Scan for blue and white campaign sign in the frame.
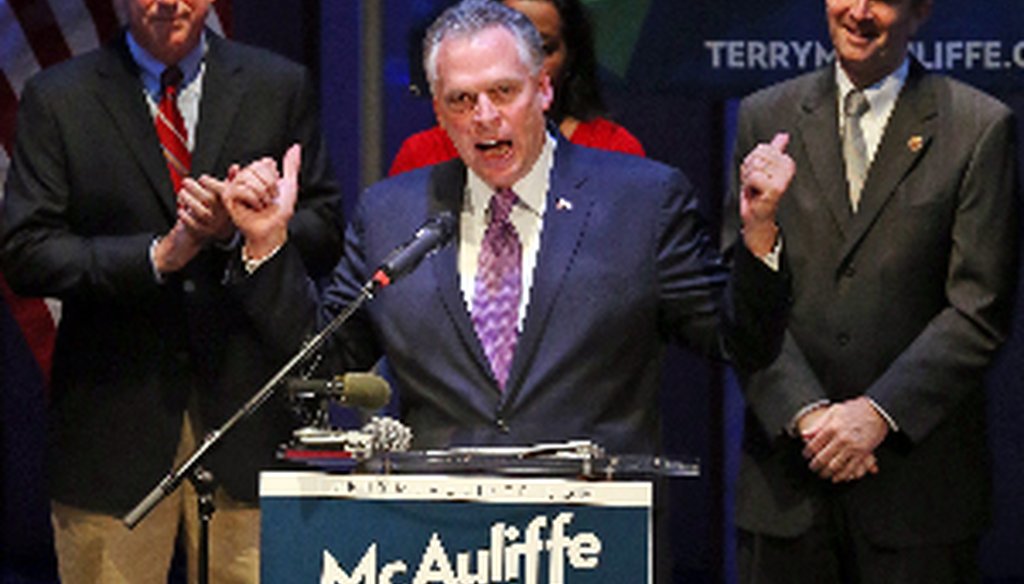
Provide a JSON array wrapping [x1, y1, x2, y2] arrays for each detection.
[[260, 472, 652, 584]]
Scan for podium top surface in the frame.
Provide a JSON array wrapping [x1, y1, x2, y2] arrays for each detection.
[[260, 471, 653, 506], [281, 443, 701, 480]]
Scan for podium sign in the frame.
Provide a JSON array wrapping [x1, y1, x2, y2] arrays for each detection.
[[260, 471, 652, 583]]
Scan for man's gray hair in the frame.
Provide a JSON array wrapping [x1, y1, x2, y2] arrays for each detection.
[[423, 0, 545, 94]]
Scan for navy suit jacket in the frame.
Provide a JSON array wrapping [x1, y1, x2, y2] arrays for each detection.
[[242, 139, 787, 455], [1, 31, 344, 510]]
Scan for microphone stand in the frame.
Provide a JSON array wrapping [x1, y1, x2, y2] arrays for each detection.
[[123, 277, 382, 584]]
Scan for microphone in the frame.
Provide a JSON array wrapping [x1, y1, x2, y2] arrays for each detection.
[[284, 372, 391, 410], [371, 212, 456, 288]]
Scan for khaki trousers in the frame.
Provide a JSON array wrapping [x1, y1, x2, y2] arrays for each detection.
[[51, 413, 261, 583]]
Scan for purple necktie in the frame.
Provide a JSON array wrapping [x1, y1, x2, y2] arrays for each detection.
[[472, 188, 522, 390]]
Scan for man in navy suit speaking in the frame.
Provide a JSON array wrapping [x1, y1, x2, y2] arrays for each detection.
[[224, 0, 789, 459]]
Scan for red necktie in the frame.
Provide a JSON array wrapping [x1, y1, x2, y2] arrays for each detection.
[[471, 188, 522, 390], [155, 66, 191, 194]]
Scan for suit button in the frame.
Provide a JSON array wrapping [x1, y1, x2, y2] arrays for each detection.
[[837, 333, 850, 346], [182, 279, 196, 293], [844, 266, 856, 278], [496, 418, 510, 433]]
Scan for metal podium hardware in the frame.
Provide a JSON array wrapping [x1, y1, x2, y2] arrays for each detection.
[[357, 441, 699, 480], [287, 415, 413, 457]]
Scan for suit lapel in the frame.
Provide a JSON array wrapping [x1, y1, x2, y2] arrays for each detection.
[[426, 161, 499, 389], [191, 33, 245, 177], [504, 141, 593, 397], [93, 36, 177, 219], [796, 69, 851, 238], [838, 63, 936, 266], [426, 144, 594, 398]]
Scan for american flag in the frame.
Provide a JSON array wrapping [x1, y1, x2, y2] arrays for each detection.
[[0, 0, 232, 384]]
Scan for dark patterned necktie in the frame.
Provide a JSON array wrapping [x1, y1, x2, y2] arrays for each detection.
[[843, 89, 870, 212], [472, 188, 522, 390], [155, 66, 190, 193]]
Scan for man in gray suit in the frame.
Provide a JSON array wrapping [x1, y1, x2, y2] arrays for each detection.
[[0, 0, 343, 581], [724, 0, 1018, 582]]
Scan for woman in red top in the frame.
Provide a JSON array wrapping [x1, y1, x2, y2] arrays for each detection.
[[389, 0, 645, 176]]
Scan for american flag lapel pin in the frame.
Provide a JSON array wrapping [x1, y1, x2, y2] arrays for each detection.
[[907, 135, 924, 153], [555, 197, 573, 211]]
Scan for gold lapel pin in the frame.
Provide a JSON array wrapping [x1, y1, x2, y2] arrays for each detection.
[[907, 135, 924, 153], [555, 197, 573, 211]]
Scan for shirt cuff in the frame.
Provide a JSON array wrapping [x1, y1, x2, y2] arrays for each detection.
[[241, 240, 285, 275], [866, 397, 900, 432], [787, 399, 829, 437], [758, 234, 783, 272], [149, 236, 167, 284]]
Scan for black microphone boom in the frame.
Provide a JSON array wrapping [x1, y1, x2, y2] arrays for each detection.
[[371, 212, 456, 288], [125, 214, 444, 531]]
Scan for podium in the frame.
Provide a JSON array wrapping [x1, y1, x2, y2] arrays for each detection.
[[261, 471, 655, 583]]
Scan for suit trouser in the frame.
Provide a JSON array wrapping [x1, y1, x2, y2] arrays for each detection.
[[51, 412, 260, 584], [736, 494, 980, 584]]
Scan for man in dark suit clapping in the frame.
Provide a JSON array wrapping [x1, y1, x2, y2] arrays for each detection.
[[0, 0, 344, 581]]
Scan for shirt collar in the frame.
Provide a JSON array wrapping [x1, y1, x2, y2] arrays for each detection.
[[466, 131, 557, 218], [127, 30, 207, 98], [835, 57, 909, 118]]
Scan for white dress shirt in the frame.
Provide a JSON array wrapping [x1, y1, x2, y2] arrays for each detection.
[[127, 31, 206, 151], [835, 58, 909, 169], [458, 133, 557, 329]]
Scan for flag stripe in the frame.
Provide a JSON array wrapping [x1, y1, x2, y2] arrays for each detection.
[[82, 0, 121, 45], [8, 0, 73, 69], [212, 2, 232, 38], [51, 0, 101, 57], [1, 275, 55, 386], [1, 0, 43, 96]]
